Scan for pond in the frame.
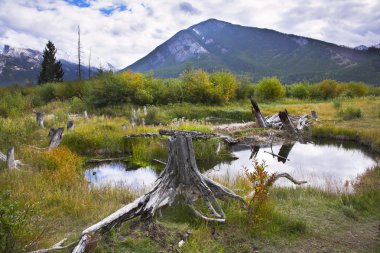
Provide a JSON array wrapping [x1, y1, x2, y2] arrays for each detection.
[[85, 140, 379, 192], [205, 140, 378, 191]]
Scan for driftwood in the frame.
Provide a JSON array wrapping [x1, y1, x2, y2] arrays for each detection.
[[29, 238, 78, 253], [48, 128, 64, 150], [69, 134, 245, 252], [250, 99, 268, 128], [67, 121, 74, 130], [124, 133, 158, 139], [279, 110, 297, 134], [36, 112, 44, 128]]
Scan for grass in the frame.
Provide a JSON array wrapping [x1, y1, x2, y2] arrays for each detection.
[[0, 96, 379, 252]]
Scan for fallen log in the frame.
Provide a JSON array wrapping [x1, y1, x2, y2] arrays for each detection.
[[123, 133, 158, 138], [70, 134, 245, 252], [48, 127, 64, 150], [278, 110, 298, 134], [29, 238, 78, 253], [250, 99, 268, 128], [159, 129, 216, 139]]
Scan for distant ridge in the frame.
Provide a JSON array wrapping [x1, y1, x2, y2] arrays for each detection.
[[124, 18, 380, 84]]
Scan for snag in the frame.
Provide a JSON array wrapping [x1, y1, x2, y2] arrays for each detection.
[[250, 99, 268, 128]]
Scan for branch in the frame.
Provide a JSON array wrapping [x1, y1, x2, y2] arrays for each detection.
[[189, 204, 225, 222], [274, 173, 307, 185], [28, 238, 78, 253]]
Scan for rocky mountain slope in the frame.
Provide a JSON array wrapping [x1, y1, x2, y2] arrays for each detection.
[[124, 19, 380, 84]]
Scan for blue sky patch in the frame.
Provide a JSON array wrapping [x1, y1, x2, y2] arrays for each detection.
[[63, 0, 91, 8], [100, 4, 128, 16]]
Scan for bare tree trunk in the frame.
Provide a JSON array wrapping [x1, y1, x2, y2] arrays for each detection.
[[36, 112, 44, 128], [250, 99, 268, 128], [278, 110, 297, 133], [48, 128, 64, 150], [70, 134, 245, 252]]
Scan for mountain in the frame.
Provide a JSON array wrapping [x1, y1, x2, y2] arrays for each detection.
[[0, 44, 114, 86], [124, 19, 380, 84]]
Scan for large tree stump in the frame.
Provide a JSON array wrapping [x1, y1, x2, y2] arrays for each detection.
[[250, 99, 268, 128], [48, 128, 64, 150], [71, 134, 245, 253], [36, 112, 44, 128]]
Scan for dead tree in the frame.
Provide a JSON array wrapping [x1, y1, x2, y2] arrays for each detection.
[[48, 128, 64, 150], [70, 134, 245, 252], [67, 121, 74, 130], [250, 99, 268, 128], [278, 110, 297, 134], [36, 112, 44, 128]]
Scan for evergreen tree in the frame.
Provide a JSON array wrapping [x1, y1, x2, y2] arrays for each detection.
[[38, 41, 64, 84]]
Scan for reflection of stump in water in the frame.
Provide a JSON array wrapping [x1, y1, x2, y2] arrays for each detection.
[[277, 142, 295, 163], [250, 145, 261, 159]]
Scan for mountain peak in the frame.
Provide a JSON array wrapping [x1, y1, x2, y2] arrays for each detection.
[[124, 19, 380, 84]]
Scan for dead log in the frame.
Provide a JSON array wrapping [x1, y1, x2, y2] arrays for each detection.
[[296, 115, 308, 130], [250, 99, 268, 128], [70, 134, 245, 252], [123, 133, 158, 138], [29, 238, 78, 253], [219, 135, 239, 144], [67, 120, 75, 130], [48, 127, 64, 150], [278, 110, 297, 134], [36, 112, 44, 128], [159, 129, 216, 139]]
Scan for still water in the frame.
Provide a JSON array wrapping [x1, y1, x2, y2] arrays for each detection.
[[85, 141, 378, 191]]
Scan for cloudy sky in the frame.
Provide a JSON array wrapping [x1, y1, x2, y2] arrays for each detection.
[[0, 0, 379, 69]]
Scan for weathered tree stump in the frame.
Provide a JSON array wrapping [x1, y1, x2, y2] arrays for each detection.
[[84, 111, 88, 120], [48, 127, 64, 150], [36, 112, 44, 128], [278, 110, 297, 134], [130, 118, 135, 129], [71, 134, 245, 252], [311, 110, 318, 119], [250, 99, 268, 128], [6, 147, 16, 169], [122, 124, 127, 130], [67, 121, 74, 130]]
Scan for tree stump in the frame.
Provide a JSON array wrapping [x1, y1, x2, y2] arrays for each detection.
[[67, 121, 74, 130], [71, 134, 245, 253], [6, 147, 16, 169], [36, 112, 44, 128], [48, 127, 64, 150], [278, 110, 297, 133], [311, 110, 318, 119], [250, 99, 268, 128]]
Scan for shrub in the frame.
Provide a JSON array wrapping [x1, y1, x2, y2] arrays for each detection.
[[0, 92, 30, 118], [289, 83, 310, 99], [209, 71, 238, 102], [340, 106, 362, 120], [332, 98, 342, 109], [255, 77, 285, 101]]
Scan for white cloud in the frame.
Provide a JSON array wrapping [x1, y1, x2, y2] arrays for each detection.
[[0, 0, 379, 69]]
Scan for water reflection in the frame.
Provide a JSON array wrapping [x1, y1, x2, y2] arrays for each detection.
[[205, 141, 377, 191], [85, 162, 158, 191]]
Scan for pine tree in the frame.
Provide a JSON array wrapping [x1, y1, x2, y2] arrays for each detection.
[[38, 41, 64, 84]]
